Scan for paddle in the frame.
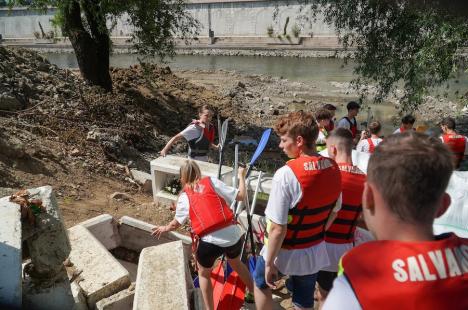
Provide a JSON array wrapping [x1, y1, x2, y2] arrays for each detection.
[[218, 128, 272, 310], [217, 117, 229, 180]]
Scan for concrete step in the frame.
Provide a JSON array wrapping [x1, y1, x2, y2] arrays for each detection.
[[133, 241, 193, 310], [68, 225, 131, 308], [0, 195, 22, 308]]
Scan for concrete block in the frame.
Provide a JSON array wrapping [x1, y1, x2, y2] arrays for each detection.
[[130, 169, 152, 193], [23, 268, 75, 310], [80, 214, 121, 250], [118, 216, 192, 258], [68, 225, 131, 308], [133, 242, 192, 310], [0, 196, 22, 309], [150, 155, 233, 203], [22, 186, 71, 277], [96, 286, 134, 310], [71, 282, 88, 310]]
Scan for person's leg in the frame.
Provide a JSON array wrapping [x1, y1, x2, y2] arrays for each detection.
[[289, 273, 318, 310], [226, 256, 254, 292], [316, 271, 337, 307], [196, 240, 224, 310], [252, 256, 273, 310], [198, 263, 214, 310], [224, 236, 254, 293]]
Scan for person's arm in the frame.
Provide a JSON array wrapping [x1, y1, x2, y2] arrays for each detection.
[[325, 193, 342, 230], [265, 221, 287, 288], [235, 167, 247, 202], [151, 218, 181, 238], [160, 133, 183, 156]]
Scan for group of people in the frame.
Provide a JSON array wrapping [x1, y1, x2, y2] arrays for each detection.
[[155, 103, 467, 310]]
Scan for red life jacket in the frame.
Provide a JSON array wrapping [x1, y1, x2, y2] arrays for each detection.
[[366, 138, 375, 153], [342, 117, 357, 138], [325, 163, 365, 244], [282, 155, 341, 250], [184, 177, 234, 237], [442, 133, 466, 168], [341, 234, 468, 310]]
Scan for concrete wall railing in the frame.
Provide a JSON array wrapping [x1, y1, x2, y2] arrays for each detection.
[[0, 1, 336, 40]]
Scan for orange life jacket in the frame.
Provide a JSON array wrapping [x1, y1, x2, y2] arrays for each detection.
[[184, 177, 234, 237], [325, 163, 365, 244], [341, 234, 468, 310], [366, 138, 375, 153], [282, 155, 341, 250], [442, 133, 466, 168]]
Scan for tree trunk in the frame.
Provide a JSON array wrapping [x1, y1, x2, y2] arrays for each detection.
[[61, 1, 112, 91]]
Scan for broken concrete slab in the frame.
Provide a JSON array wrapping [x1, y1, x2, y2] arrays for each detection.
[[80, 214, 121, 250], [71, 281, 88, 310], [118, 216, 191, 258], [96, 285, 134, 310], [22, 268, 75, 310], [130, 169, 152, 193], [22, 186, 71, 277], [133, 241, 192, 310], [0, 196, 22, 309], [68, 225, 131, 308]]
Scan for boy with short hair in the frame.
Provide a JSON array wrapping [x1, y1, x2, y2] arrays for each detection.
[[317, 128, 366, 305], [315, 108, 333, 152], [323, 104, 337, 132], [253, 111, 342, 310], [337, 101, 360, 139], [393, 114, 415, 134], [323, 132, 468, 310], [440, 117, 468, 169], [357, 121, 383, 153]]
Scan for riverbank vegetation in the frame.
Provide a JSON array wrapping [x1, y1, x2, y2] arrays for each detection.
[[294, 0, 468, 111], [11, 0, 199, 91]]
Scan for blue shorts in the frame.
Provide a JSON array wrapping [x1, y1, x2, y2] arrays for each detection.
[[253, 256, 317, 309]]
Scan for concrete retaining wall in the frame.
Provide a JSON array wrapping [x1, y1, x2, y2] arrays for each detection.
[[0, 1, 335, 41]]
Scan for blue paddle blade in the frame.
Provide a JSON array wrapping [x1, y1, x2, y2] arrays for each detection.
[[248, 256, 257, 275], [225, 262, 233, 279], [194, 276, 199, 288], [245, 128, 272, 178]]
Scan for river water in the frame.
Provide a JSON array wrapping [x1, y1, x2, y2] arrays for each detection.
[[43, 52, 467, 135]]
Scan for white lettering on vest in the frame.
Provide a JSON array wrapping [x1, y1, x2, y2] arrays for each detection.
[[445, 248, 462, 277], [428, 250, 447, 279], [454, 245, 468, 273], [407, 256, 424, 281], [392, 246, 467, 282], [418, 254, 436, 281], [303, 159, 333, 171], [392, 259, 408, 282]]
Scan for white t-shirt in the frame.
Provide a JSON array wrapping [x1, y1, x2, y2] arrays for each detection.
[[180, 124, 209, 161], [316, 129, 327, 146], [439, 135, 468, 155], [337, 117, 357, 130], [323, 275, 362, 310], [175, 177, 243, 247], [261, 165, 342, 276], [356, 137, 383, 153], [322, 242, 353, 272]]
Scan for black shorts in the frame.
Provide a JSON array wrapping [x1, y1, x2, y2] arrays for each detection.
[[196, 236, 244, 268], [317, 271, 338, 292]]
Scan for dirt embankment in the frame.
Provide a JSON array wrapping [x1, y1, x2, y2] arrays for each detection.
[[0, 47, 264, 227], [1, 46, 467, 226]]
